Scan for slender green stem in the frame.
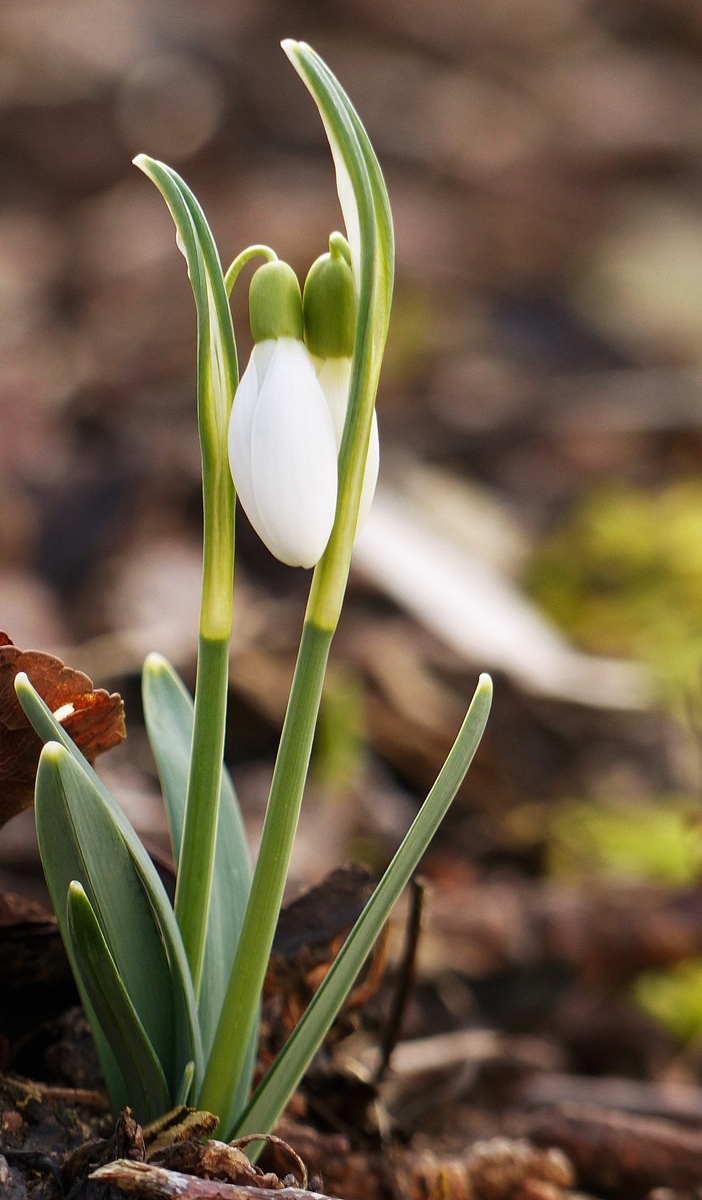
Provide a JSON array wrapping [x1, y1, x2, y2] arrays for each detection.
[[225, 245, 277, 297], [174, 636, 231, 994], [198, 621, 332, 1125]]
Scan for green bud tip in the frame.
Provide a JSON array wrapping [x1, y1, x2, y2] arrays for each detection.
[[249, 260, 303, 343], [303, 233, 356, 359], [329, 231, 352, 269]]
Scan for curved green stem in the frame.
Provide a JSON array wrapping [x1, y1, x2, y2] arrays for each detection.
[[225, 245, 277, 297]]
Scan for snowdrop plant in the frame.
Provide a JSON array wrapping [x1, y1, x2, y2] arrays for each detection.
[[14, 42, 492, 1139]]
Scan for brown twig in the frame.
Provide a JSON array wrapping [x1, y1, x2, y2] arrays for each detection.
[[375, 875, 425, 1083], [91, 1158, 344, 1198]]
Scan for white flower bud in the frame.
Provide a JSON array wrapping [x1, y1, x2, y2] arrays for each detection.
[[228, 337, 338, 568], [314, 355, 379, 534]]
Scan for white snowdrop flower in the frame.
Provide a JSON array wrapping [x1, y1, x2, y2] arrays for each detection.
[[303, 234, 379, 536], [228, 261, 338, 568]]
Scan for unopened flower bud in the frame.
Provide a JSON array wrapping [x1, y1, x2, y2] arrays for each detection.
[[302, 234, 355, 359], [304, 233, 379, 534], [228, 261, 338, 569], [249, 260, 304, 343]]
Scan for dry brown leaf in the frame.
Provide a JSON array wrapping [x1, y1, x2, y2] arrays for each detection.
[[396, 1140, 575, 1200], [0, 631, 126, 828]]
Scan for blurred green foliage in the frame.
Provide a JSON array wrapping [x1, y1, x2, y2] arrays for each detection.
[[634, 958, 702, 1044], [313, 665, 366, 793], [548, 798, 702, 886], [526, 479, 702, 713]]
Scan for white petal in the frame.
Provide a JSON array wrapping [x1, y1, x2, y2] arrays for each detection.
[[228, 345, 268, 539], [251, 338, 338, 568], [357, 408, 379, 533], [251, 338, 276, 385], [316, 356, 379, 536], [316, 357, 351, 448]]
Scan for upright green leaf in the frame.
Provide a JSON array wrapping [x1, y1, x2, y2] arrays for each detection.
[[283, 38, 394, 633], [67, 880, 169, 1124], [133, 157, 237, 644], [142, 652, 251, 1057], [133, 156, 238, 998], [15, 673, 202, 1095], [35, 742, 176, 1095], [233, 675, 492, 1138]]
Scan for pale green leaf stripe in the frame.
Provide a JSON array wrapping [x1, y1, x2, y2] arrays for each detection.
[[234, 674, 492, 1138], [142, 653, 252, 1058], [67, 878, 170, 1124], [14, 673, 203, 1091]]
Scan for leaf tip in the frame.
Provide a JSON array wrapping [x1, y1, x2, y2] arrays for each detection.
[[143, 651, 170, 675], [133, 154, 158, 182], [40, 739, 68, 767], [477, 672, 493, 695], [68, 879, 86, 902], [13, 670, 31, 697]]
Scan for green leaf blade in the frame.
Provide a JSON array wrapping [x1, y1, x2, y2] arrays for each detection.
[[142, 653, 252, 1057], [15, 674, 203, 1096], [282, 40, 395, 633], [67, 880, 170, 1124], [133, 156, 237, 644], [35, 742, 176, 1084], [133, 157, 238, 999], [233, 674, 492, 1139]]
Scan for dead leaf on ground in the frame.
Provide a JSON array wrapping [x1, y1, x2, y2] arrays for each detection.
[[0, 632, 126, 828], [263, 864, 385, 1053]]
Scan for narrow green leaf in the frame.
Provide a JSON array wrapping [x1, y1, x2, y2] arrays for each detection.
[[133, 156, 237, 643], [283, 39, 394, 633], [15, 673, 202, 1094], [67, 879, 170, 1124], [35, 742, 176, 1090], [176, 1061, 195, 1106], [142, 652, 252, 1057], [233, 674, 492, 1138], [133, 156, 237, 998]]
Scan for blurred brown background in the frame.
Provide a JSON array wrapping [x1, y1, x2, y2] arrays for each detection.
[[11, 0, 702, 1125], [3, 0, 702, 904]]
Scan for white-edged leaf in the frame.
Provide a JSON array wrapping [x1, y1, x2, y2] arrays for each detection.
[[134, 156, 236, 643], [281, 40, 394, 608]]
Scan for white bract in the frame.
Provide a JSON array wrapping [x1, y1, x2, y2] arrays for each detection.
[[228, 336, 338, 569], [314, 355, 379, 534]]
